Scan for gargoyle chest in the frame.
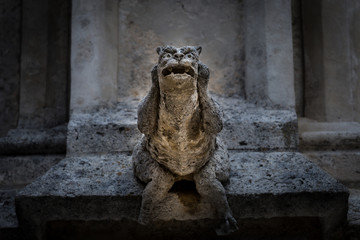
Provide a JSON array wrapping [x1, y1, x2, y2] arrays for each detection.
[[147, 91, 214, 176]]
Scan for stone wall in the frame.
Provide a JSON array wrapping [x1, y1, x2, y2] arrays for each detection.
[[0, 0, 71, 191], [244, 0, 295, 109], [0, 0, 71, 134], [302, 0, 360, 122], [19, 0, 71, 128], [118, 0, 245, 100], [71, 0, 296, 112], [0, 0, 21, 136], [71, 1, 119, 113]]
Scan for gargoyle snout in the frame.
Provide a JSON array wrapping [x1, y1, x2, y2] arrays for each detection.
[[174, 52, 184, 60]]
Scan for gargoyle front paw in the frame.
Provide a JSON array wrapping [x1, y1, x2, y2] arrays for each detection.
[[215, 215, 238, 236]]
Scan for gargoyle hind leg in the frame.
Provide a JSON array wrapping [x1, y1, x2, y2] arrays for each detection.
[[194, 157, 238, 235], [138, 163, 175, 225]]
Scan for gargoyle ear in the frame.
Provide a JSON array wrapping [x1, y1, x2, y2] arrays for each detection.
[[195, 46, 202, 55], [156, 46, 163, 55]]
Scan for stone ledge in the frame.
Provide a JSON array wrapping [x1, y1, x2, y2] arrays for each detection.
[[0, 190, 18, 229], [67, 97, 298, 155], [298, 118, 360, 151], [16, 151, 348, 239], [348, 189, 360, 238], [0, 189, 22, 240], [0, 155, 65, 187], [302, 151, 360, 189], [0, 126, 67, 155]]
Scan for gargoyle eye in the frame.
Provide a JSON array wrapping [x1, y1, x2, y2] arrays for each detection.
[[164, 53, 172, 58], [187, 54, 192, 58]]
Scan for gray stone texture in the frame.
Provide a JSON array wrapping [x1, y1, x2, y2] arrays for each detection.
[[302, 0, 360, 122], [67, 96, 298, 155], [131, 46, 236, 234], [299, 119, 360, 151], [0, 190, 18, 229], [299, 118, 360, 191], [0, 0, 356, 238], [118, 0, 245, 100], [302, 152, 360, 189], [348, 189, 360, 238], [70, 0, 298, 112], [0, 126, 67, 155], [0, 189, 24, 240], [291, 0, 304, 117], [0, 155, 64, 188], [71, 0, 118, 113], [0, 0, 21, 137], [19, 0, 70, 128], [244, 0, 295, 109], [16, 152, 348, 239]]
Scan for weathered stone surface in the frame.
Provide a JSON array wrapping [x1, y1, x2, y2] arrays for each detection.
[[0, 0, 21, 137], [67, 100, 139, 155], [349, 189, 360, 225], [67, 97, 298, 155], [71, 0, 118, 113], [298, 118, 360, 151], [0, 190, 17, 229], [19, 0, 70, 128], [302, 151, 360, 189], [117, 0, 244, 100], [244, 0, 295, 109], [44, 217, 324, 240], [0, 190, 23, 240], [16, 152, 348, 239], [291, 0, 304, 117], [302, 0, 360, 122], [0, 126, 67, 155], [348, 189, 360, 238], [132, 46, 236, 234], [0, 155, 64, 188]]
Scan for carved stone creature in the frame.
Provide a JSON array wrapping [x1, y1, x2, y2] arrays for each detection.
[[132, 46, 238, 235]]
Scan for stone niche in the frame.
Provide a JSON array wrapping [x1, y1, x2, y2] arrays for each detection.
[[71, 0, 295, 113], [117, 0, 245, 99]]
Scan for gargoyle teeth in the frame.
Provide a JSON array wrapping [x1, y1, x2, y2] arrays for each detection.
[[162, 65, 195, 77]]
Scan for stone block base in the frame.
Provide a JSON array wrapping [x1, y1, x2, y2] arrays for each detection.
[[16, 151, 348, 239], [67, 97, 298, 155]]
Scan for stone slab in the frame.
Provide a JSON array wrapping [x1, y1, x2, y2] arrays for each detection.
[[117, 0, 245, 100], [303, 151, 360, 189], [298, 118, 360, 151], [348, 189, 360, 238], [0, 155, 64, 187], [0, 126, 67, 155], [0, 0, 21, 137], [0, 190, 17, 229], [16, 151, 348, 239], [67, 97, 298, 155], [0, 190, 24, 240]]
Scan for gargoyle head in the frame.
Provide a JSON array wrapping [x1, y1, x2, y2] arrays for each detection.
[[156, 46, 202, 92]]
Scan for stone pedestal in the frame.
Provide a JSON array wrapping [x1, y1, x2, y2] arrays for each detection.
[[15, 99, 349, 239], [67, 97, 298, 155], [16, 152, 348, 239]]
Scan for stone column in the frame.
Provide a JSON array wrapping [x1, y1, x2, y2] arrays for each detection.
[[0, 0, 21, 136], [19, 0, 48, 128], [71, 0, 118, 113], [19, 0, 71, 128], [244, 0, 295, 109], [303, 0, 360, 122]]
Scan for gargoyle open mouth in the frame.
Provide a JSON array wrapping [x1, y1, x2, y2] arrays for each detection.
[[162, 65, 195, 78]]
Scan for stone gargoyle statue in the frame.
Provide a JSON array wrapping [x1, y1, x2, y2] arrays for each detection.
[[132, 45, 238, 235]]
